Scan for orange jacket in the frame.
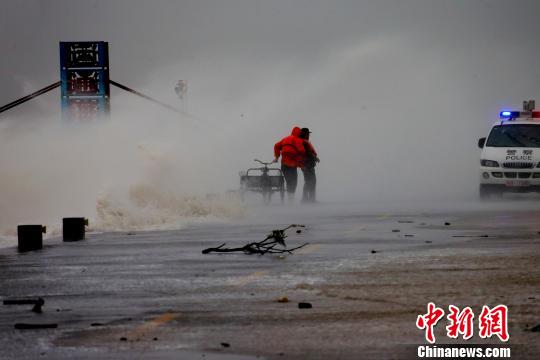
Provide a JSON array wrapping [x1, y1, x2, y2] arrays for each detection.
[[274, 127, 306, 168]]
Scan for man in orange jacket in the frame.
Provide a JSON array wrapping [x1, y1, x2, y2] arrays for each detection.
[[274, 126, 306, 201]]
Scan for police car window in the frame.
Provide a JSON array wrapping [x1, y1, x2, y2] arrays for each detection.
[[486, 125, 540, 148]]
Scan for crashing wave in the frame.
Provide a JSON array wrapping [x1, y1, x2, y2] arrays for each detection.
[[95, 184, 246, 231]]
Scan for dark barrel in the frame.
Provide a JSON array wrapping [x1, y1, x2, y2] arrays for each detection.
[[17, 225, 46, 252], [62, 218, 88, 242]]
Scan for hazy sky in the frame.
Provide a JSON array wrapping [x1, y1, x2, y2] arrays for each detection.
[[2, 0, 540, 103], [2, 1, 540, 230]]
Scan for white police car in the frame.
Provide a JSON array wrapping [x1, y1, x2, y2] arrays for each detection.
[[478, 104, 540, 199]]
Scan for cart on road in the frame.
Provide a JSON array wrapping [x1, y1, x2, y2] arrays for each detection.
[[240, 159, 285, 204]]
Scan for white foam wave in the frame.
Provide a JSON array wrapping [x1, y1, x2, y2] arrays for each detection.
[[94, 184, 245, 231]]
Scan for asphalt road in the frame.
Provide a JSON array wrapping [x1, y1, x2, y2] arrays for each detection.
[[0, 202, 539, 359]]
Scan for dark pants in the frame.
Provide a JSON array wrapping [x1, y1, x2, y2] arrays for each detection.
[[301, 167, 316, 203], [281, 164, 298, 194]]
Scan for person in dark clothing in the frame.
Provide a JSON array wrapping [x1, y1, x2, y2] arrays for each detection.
[[274, 127, 306, 202], [299, 128, 319, 203]]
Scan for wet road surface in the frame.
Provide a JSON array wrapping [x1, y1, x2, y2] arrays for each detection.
[[0, 203, 539, 359]]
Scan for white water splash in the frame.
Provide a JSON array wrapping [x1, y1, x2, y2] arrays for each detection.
[[95, 184, 245, 231]]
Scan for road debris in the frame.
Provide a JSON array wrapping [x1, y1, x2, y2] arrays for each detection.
[[452, 235, 490, 238], [221, 342, 231, 348], [14, 323, 57, 329], [3, 297, 44, 313], [298, 302, 312, 309], [392, 229, 400, 233], [530, 324, 540, 332], [277, 296, 289, 303], [202, 225, 308, 255]]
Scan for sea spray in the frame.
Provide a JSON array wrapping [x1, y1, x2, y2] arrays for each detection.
[[95, 184, 245, 231]]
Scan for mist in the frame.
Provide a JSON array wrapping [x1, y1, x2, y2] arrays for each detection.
[[3, 0, 540, 239]]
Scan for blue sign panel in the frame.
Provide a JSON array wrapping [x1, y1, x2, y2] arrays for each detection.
[[60, 42, 109, 119]]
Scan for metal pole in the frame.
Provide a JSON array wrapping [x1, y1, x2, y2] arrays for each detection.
[[0, 82, 61, 115], [110, 80, 182, 114]]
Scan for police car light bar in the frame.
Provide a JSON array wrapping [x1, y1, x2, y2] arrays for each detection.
[[499, 111, 540, 119]]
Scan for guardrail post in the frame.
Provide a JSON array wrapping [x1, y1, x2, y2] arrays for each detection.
[[62, 218, 88, 242], [17, 225, 46, 252]]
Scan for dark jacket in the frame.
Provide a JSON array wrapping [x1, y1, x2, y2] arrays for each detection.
[[302, 140, 318, 169]]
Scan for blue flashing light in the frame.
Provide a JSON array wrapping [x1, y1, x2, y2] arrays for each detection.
[[499, 111, 520, 119]]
